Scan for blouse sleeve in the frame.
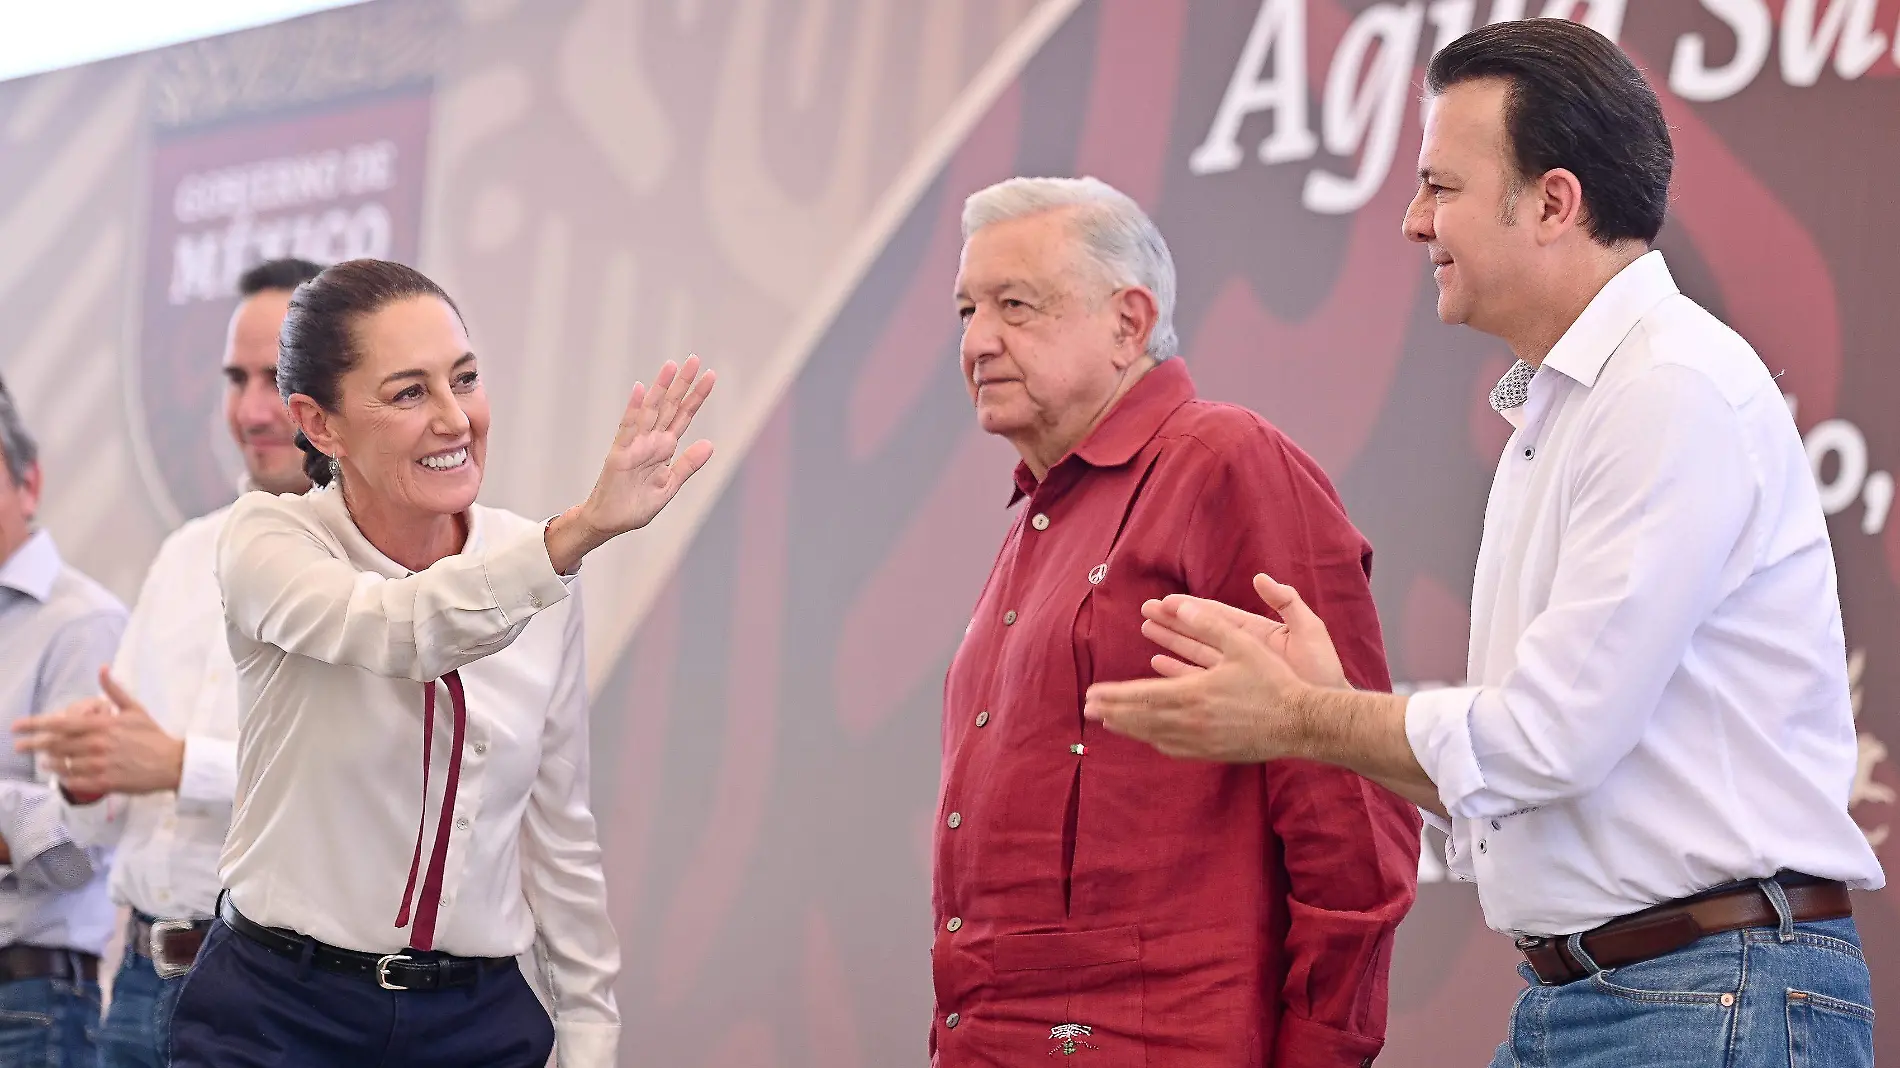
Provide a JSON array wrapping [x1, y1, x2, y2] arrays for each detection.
[[518, 581, 621, 1066], [216, 493, 572, 682]]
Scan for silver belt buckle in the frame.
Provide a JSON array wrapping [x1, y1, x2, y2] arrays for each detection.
[[149, 919, 199, 979], [375, 953, 413, 991]]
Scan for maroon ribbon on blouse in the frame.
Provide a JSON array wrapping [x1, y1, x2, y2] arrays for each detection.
[[394, 669, 466, 952]]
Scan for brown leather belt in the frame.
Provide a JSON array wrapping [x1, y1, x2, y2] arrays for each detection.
[[129, 912, 212, 979], [1516, 874, 1853, 985], [0, 945, 99, 985]]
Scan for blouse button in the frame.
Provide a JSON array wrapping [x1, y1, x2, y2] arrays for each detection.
[[1478, 840, 1488, 854], [975, 711, 989, 728], [1523, 446, 1535, 460], [947, 812, 962, 829], [1003, 610, 1017, 625], [1491, 820, 1501, 830], [456, 816, 471, 830], [945, 1013, 960, 1029], [1031, 513, 1050, 531], [473, 741, 488, 755], [946, 916, 962, 933]]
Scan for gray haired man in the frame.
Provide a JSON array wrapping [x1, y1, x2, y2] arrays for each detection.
[[0, 377, 125, 1067], [933, 177, 1415, 1067]]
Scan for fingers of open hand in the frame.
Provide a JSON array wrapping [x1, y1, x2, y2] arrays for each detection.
[[654, 355, 702, 430], [1147, 594, 1273, 638], [644, 361, 682, 432], [665, 369, 717, 439], [1151, 654, 1199, 678], [613, 383, 651, 449], [60, 758, 112, 794], [13, 705, 109, 753], [1140, 617, 1220, 669], [98, 670, 142, 713], [1253, 574, 1327, 635], [35, 727, 111, 764], [667, 439, 715, 488]]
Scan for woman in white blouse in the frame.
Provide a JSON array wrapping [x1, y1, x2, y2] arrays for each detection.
[[167, 259, 714, 1068]]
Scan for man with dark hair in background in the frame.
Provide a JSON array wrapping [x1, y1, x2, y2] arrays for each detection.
[[1086, 19, 1883, 1068], [15, 258, 321, 1068], [0, 374, 126, 1068]]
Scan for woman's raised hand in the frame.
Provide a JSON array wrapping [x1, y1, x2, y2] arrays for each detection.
[[546, 356, 716, 573]]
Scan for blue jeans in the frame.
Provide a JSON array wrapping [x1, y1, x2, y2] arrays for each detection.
[[1491, 885, 1874, 1068], [98, 949, 185, 1068], [0, 975, 102, 1068]]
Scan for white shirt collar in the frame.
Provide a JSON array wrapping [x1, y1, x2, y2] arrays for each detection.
[[1540, 249, 1680, 391], [0, 528, 60, 602]]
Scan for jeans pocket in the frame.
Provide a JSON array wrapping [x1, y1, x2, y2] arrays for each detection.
[[1786, 989, 1874, 1068]]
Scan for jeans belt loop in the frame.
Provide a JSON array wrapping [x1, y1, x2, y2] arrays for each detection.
[[1758, 878, 1798, 943], [1564, 930, 1604, 976]]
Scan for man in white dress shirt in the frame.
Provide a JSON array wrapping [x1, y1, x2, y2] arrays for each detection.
[[14, 258, 319, 1068], [1083, 19, 1883, 1068], [0, 377, 127, 1068]]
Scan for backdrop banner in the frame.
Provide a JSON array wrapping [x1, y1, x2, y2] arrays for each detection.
[[0, 1, 1891, 1065], [133, 86, 433, 523]]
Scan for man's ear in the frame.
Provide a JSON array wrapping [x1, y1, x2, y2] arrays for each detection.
[[1532, 167, 1588, 246], [1110, 286, 1161, 368], [17, 460, 42, 522]]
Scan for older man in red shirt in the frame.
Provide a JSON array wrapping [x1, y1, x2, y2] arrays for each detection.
[[934, 176, 1419, 1068]]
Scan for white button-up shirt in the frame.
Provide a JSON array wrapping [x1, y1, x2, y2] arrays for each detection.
[[61, 507, 239, 921], [217, 485, 617, 1065], [1406, 251, 1885, 937]]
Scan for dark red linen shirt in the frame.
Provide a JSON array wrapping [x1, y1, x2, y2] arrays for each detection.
[[931, 360, 1420, 1067]]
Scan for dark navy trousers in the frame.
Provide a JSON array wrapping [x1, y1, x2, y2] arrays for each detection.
[[167, 922, 554, 1067]]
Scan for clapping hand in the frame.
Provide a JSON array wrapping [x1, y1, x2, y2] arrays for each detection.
[[1140, 575, 1349, 690], [1082, 575, 1344, 763], [13, 667, 185, 800]]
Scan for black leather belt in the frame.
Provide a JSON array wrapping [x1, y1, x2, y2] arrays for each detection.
[[217, 893, 515, 992], [0, 945, 98, 984]]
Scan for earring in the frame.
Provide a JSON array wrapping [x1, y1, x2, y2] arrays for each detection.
[[328, 457, 342, 481]]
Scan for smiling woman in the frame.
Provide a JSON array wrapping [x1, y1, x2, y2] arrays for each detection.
[[275, 261, 493, 570], [165, 258, 716, 1068]]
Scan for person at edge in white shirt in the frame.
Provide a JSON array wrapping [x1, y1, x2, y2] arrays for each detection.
[[1081, 19, 1882, 1068], [162, 258, 717, 1068], [14, 256, 322, 1068]]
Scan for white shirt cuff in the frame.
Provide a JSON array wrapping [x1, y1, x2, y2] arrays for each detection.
[[179, 736, 238, 804], [486, 527, 575, 625], [554, 1020, 619, 1068], [1404, 687, 1488, 819]]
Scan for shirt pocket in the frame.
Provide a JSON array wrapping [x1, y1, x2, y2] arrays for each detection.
[[989, 926, 1145, 1067]]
